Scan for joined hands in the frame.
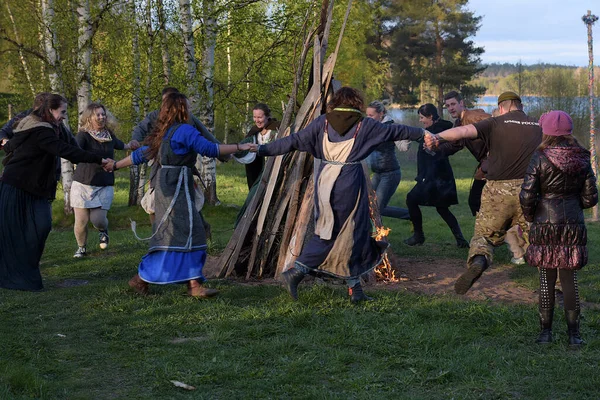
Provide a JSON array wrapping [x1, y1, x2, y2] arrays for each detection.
[[423, 131, 439, 151], [102, 158, 117, 172]]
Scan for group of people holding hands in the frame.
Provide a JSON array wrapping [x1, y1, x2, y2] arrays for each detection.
[[0, 86, 596, 348]]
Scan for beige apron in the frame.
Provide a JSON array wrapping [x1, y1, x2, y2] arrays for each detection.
[[314, 121, 363, 240]]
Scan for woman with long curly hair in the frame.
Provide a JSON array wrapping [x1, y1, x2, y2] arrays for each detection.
[[71, 103, 140, 258], [111, 93, 253, 298]]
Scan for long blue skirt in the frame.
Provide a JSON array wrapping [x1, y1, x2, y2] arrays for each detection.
[[138, 249, 207, 284], [0, 182, 52, 291]]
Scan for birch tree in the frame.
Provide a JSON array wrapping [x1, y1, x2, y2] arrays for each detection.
[[40, 0, 63, 93], [178, 0, 200, 107], [129, 0, 142, 205], [5, 3, 36, 97], [157, 0, 171, 85], [144, 0, 154, 114], [199, 0, 219, 205]]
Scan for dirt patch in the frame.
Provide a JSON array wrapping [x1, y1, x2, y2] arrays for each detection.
[[378, 255, 538, 304]]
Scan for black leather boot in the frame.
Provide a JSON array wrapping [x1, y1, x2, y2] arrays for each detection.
[[535, 308, 553, 344], [454, 255, 488, 295], [451, 227, 469, 248], [565, 309, 585, 349], [349, 283, 373, 303], [281, 267, 305, 300], [403, 231, 425, 246]]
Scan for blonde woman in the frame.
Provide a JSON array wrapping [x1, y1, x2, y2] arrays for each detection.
[[71, 103, 140, 257]]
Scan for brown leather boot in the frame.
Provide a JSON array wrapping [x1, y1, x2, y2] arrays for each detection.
[[187, 280, 219, 298], [128, 274, 149, 295]]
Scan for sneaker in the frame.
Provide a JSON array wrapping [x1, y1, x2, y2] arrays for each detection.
[[99, 231, 109, 250], [73, 246, 87, 258], [511, 257, 525, 265]]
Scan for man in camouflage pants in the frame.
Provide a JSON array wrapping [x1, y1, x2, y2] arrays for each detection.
[[425, 92, 542, 294]]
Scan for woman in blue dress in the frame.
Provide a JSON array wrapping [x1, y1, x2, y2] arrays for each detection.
[[249, 87, 425, 302], [111, 93, 253, 297]]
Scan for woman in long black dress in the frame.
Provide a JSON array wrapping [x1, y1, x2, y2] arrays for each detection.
[[0, 94, 110, 291], [403, 103, 469, 248]]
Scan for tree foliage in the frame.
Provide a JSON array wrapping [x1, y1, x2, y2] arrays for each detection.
[[0, 0, 489, 135], [384, 0, 485, 111]]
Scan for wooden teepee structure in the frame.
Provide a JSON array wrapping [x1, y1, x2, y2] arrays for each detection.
[[217, 0, 372, 280]]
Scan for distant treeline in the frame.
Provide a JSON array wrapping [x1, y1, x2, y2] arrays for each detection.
[[469, 62, 600, 145], [473, 62, 599, 96]]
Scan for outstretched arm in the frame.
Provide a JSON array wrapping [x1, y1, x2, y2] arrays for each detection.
[[438, 124, 478, 141], [425, 125, 478, 149]]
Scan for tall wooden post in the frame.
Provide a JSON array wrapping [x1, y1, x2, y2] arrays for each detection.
[[583, 10, 599, 221]]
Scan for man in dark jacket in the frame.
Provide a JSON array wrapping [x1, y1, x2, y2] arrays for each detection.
[[132, 87, 222, 148], [426, 91, 542, 294]]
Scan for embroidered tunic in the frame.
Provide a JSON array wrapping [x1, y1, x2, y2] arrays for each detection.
[[258, 114, 423, 279]]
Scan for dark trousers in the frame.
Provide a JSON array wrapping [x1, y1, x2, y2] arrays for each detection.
[[406, 192, 461, 236]]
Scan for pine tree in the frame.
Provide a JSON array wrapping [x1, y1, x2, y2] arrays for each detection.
[[386, 0, 485, 111]]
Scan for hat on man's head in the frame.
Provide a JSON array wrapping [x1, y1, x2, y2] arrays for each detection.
[[497, 91, 522, 104], [539, 110, 573, 136]]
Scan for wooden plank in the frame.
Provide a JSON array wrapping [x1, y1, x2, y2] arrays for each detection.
[[275, 153, 311, 277], [281, 179, 314, 272]]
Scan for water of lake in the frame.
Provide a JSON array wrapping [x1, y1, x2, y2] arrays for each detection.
[[387, 96, 500, 126], [387, 95, 596, 126]]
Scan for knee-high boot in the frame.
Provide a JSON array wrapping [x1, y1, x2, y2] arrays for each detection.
[[565, 309, 585, 349], [536, 308, 553, 344]]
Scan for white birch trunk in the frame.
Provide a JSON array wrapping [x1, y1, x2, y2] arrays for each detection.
[[6, 3, 36, 97], [41, 0, 62, 92], [143, 0, 154, 114], [199, 0, 218, 205], [41, 0, 72, 213], [77, 0, 92, 117], [68, 0, 92, 215], [244, 80, 250, 132], [129, 0, 142, 205], [157, 0, 171, 85], [178, 0, 200, 107], [224, 11, 231, 144]]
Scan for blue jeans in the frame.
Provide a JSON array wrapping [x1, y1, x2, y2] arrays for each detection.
[[371, 169, 410, 220]]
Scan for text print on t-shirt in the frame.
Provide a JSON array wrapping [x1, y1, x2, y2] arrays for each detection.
[[504, 120, 539, 126]]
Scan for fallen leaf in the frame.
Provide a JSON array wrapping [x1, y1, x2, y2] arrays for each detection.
[[170, 381, 196, 391]]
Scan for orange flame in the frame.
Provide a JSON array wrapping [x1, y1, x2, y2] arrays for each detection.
[[369, 192, 398, 282]]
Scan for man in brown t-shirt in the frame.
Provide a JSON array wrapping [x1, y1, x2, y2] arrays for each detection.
[[425, 91, 542, 294]]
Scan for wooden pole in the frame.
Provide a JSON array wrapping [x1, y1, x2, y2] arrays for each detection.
[[583, 10, 599, 221]]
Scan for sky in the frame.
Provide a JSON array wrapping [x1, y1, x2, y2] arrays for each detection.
[[467, 0, 599, 66]]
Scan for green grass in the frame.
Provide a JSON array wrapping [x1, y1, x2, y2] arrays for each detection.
[[2, 151, 600, 399]]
